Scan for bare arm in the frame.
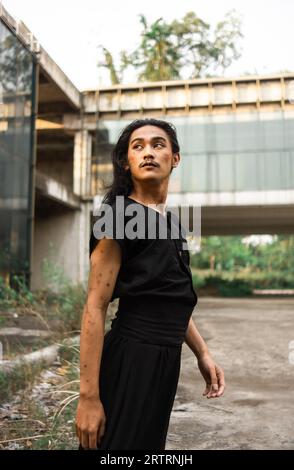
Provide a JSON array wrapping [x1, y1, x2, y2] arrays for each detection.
[[184, 316, 226, 399], [184, 316, 210, 359], [75, 237, 122, 449]]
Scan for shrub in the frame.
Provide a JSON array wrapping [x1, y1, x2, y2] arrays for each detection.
[[192, 268, 294, 296]]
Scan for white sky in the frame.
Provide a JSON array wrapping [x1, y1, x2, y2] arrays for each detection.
[[2, 0, 294, 90]]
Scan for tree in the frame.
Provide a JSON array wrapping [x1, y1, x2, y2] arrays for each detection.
[[172, 10, 243, 78], [98, 9, 243, 84], [97, 46, 129, 85], [128, 15, 181, 82]]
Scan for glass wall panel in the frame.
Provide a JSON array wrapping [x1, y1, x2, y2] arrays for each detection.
[[93, 111, 294, 195], [0, 19, 36, 284]]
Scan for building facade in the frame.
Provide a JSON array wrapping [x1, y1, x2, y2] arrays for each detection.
[[0, 12, 37, 287], [0, 6, 91, 291]]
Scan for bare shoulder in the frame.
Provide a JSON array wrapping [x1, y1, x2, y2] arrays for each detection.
[[90, 236, 122, 265]]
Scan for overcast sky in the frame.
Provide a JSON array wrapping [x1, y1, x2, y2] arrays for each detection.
[[2, 0, 294, 90]]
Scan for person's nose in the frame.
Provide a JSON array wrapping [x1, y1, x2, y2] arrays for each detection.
[[143, 144, 155, 159]]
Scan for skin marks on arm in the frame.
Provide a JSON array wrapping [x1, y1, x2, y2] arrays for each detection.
[[76, 237, 123, 448]]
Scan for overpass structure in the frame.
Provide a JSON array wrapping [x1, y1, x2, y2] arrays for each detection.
[[74, 75, 294, 235]]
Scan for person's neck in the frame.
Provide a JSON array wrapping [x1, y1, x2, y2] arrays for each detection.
[[128, 191, 167, 216]]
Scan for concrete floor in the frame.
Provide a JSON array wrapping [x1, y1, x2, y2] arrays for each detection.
[[166, 297, 294, 450]]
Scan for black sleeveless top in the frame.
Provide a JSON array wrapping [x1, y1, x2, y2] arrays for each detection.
[[89, 195, 197, 346]]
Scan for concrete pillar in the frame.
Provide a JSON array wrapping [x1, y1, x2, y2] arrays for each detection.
[[31, 200, 92, 290], [73, 130, 92, 196], [77, 201, 92, 283]]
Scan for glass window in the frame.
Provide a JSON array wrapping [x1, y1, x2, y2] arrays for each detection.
[[0, 19, 36, 283], [94, 112, 294, 194]]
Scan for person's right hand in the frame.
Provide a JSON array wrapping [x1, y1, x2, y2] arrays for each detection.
[[75, 397, 106, 449]]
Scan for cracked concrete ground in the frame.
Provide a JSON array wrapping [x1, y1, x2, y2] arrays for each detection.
[[166, 297, 294, 450]]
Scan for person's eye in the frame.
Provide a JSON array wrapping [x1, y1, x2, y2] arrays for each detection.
[[133, 144, 143, 149], [154, 143, 164, 148]]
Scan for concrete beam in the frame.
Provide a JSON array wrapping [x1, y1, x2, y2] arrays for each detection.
[[38, 52, 81, 111], [0, 4, 81, 111], [38, 100, 78, 116], [201, 205, 294, 235], [167, 191, 294, 235], [167, 190, 294, 208], [82, 73, 294, 116], [35, 170, 80, 210]]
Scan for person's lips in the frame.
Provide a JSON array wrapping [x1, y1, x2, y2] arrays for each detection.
[[141, 162, 158, 168]]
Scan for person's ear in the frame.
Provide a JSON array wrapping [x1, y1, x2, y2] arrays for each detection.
[[172, 153, 180, 168]]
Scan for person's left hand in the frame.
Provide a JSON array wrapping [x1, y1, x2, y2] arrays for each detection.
[[197, 353, 225, 398]]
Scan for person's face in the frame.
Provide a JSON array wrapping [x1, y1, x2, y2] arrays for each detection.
[[125, 125, 180, 183]]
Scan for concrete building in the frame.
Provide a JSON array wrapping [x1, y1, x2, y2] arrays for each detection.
[[0, 5, 90, 290], [1, 4, 294, 290]]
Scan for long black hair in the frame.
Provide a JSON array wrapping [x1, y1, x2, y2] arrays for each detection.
[[101, 118, 180, 206]]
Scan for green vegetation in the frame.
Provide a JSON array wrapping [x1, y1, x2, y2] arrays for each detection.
[[99, 10, 243, 83], [0, 257, 86, 407], [191, 235, 294, 296], [0, 342, 80, 450], [0, 275, 35, 310], [0, 256, 87, 334]]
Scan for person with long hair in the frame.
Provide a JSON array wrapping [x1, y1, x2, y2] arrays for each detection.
[[75, 118, 225, 450]]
